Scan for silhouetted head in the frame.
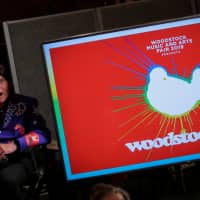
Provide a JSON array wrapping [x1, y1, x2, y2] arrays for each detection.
[[90, 183, 131, 200]]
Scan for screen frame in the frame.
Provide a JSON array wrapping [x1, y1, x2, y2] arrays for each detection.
[[42, 14, 200, 180]]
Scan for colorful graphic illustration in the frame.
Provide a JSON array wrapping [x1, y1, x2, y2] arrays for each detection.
[[42, 16, 200, 180], [110, 38, 200, 133], [110, 38, 200, 160]]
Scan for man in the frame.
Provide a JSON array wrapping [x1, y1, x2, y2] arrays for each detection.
[[0, 64, 50, 200], [89, 183, 131, 200]]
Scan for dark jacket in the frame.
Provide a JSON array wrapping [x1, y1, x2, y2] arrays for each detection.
[[0, 94, 50, 152]]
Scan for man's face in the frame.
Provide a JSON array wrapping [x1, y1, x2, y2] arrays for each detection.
[[0, 75, 9, 105]]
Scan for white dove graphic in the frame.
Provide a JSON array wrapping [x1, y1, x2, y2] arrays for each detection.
[[146, 65, 200, 116]]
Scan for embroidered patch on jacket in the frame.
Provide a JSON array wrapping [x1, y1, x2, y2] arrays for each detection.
[[25, 132, 39, 147], [3, 103, 16, 128], [15, 103, 26, 116], [14, 124, 25, 135]]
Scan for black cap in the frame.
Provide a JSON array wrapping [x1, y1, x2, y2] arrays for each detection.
[[0, 64, 14, 95], [0, 64, 11, 82]]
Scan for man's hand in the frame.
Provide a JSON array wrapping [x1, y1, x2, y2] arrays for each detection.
[[0, 142, 17, 159], [0, 146, 5, 160]]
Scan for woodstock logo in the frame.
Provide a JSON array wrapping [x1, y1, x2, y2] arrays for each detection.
[[145, 65, 200, 116]]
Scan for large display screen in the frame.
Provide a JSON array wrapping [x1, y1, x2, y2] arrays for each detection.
[[42, 15, 200, 180]]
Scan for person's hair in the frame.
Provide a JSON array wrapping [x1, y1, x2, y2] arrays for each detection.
[[0, 64, 14, 94], [0, 64, 11, 82], [89, 183, 131, 200]]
